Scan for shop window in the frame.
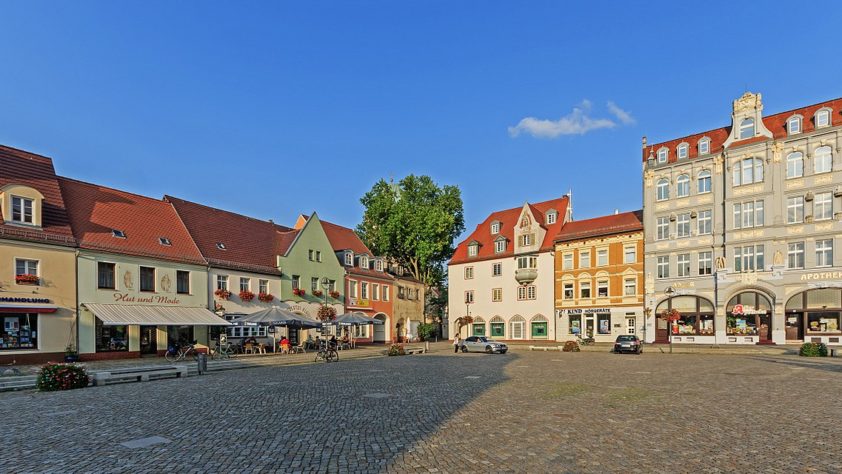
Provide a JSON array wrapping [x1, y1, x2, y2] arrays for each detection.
[[531, 321, 548, 339], [807, 312, 841, 334], [176, 271, 190, 294], [95, 319, 128, 352], [98, 262, 116, 289], [0, 313, 37, 350], [490, 321, 505, 338], [657, 296, 715, 336], [472, 322, 486, 337], [726, 292, 772, 336], [569, 315, 581, 335], [597, 313, 611, 335], [140, 267, 155, 292], [10, 196, 34, 224]]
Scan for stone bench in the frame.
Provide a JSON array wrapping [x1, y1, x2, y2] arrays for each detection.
[[405, 347, 426, 355], [529, 345, 563, 352], [93, 366, 188, 386]]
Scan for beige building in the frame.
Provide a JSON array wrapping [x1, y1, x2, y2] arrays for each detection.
[[392, 271, 425, 342]]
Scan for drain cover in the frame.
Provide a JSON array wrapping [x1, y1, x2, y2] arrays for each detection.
[[120, 436, 171, 449]]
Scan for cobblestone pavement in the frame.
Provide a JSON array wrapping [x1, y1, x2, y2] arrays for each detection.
[[3, 350, 842, 473]]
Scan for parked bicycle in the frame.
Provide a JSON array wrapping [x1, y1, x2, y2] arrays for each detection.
[[314, 341, 339, 363], [210, 342, 236, 360], [576, 334, 595, 346], [165, 341, 199, 362]]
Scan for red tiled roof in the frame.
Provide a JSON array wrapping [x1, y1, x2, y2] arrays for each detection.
[[321, 220, 372, 255], [165, 195, 294, 275], [643, 97, 842, 162], [0, 145, 76, 246], [554, 210, 643, 243], [450, 196, 569, 265], [347, 266, 395, 281], [58, 178, 205, 265]]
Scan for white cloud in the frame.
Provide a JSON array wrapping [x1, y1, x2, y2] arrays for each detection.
[[606, 101, 636, 125], [508, 100, 634, 139]]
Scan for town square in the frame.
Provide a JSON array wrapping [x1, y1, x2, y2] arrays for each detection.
[[3, 1, 842, 472]]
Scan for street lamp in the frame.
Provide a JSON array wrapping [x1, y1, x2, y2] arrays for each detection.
[[665, 286, 676, 354], [321, 277, 330, 340]]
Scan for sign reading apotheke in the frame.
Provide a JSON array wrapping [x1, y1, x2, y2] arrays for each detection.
[[562, 308, 612, 316], [112, 293, 181, 305], [801, 272, 842, 281]]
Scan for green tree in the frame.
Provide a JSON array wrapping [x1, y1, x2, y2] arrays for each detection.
[[357, 175, 464, 288]]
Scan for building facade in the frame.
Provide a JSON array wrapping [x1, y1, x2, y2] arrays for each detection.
[[643, 92, 842, 345], [554, 211, 644, 342], [449, 196, 570, 342], [0, 146, 77, 364], [392, 272, 425, 342]]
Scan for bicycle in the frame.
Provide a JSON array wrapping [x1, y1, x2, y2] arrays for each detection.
[[210, 342, 236, 360], [165, 342, 199, 362], [314, 342, 339, 363], [576, 334, 595, 346]]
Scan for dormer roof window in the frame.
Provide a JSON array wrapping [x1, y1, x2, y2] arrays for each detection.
[[375, 259, 383, 272], [815, 108, 831, 128], [494, 236, 507, 254], [112, 229, 126, 239], [10, 196, 34, 225], [468, 242, 479, 257], [359, 256, 369, 269], [677, 143, 688, 159], [159, 237, 171, 246], [698, 138, 710, 155], [546, 210, 557, 225], [657, 148, 668, 163], [216, 242, 226, 250], [787, 115, 802, 135], [739, 118, 755, 139], [344, 252, 353, 266], [490, 221, 500, 234]]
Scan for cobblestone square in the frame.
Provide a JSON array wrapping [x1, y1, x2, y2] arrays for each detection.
[[3, 349, 842, 473]]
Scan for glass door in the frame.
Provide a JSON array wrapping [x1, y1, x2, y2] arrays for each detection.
[[585, 315, 595, 337], [139, 326, 157, 355]]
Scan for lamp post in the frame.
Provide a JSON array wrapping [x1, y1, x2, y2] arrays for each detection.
[[464, 303, 470, 338], [665, 286, 676, 354], [321, 277, 330, 341]]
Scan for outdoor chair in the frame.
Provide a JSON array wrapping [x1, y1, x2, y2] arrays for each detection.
[[244, 343, 255, 354], [291, 343, 305, 354]]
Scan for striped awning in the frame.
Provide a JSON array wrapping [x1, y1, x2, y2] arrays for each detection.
[[83, 303, 230, 326]]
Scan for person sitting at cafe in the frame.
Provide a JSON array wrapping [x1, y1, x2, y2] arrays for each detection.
[[280, 336, 290, 354], [244, 336, 258, 345], [305, 334, 315, 349], [329, 335, 337, 348]]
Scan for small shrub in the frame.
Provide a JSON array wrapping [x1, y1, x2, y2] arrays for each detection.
[[799, 342, 828, 357], [387, 344, 406, 356], [562, 340, 581, 352], [417, 323, 438, 341], [36, 363, 89, 391]]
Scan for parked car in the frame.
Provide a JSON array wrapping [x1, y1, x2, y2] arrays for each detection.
[[461, 336, 508, 354], [613, 335, 642, 354]]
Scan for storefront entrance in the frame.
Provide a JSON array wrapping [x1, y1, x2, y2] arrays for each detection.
[[786, 289, 842, 343], [139, 326, 157, 355], [726, 292, 773, 344], [785, 313, 804, 341], [655, 295, 715, 343], [584, 316, 595, 338]]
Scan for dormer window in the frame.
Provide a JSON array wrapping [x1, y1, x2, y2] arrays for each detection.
[[159, 237, 171, 246], [359, 256, 369, 268], [468, 243, 479, 257], [494, 239, 506, 253], [546, 210, 557, 225], [787, 116, 802, 135], [112, 229, 126, 239], [677, 143, 688, 160], [657, 148, 668, 163], [491, 222, 500, 234], [815, 109, 831, 128], [698, 139, 710, 155], [10, 196, 34, 224], [739, 118, 755, 139], [344, 252, 353, 266], [216, 242, 226, 250], [375, 259, 383, 271]]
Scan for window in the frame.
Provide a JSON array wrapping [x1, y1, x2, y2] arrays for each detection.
[[623, 278, 636, 296], [787, 242, 805, 269], [698, 139, 710, 155], [734, 245, 764, 272], [492, 262, 502, 276], [361, 282, 369, 299], [308, 249, 314, 261], [359, 256, 369, 269], [677, 144, 688, 159], [597, 313, 611, 335], [816, 239, 833, 267], [492, 288, 502, 302], [656, 179, 670, 201], [258, 279, 268, 294], [786, 152, 803, 179], [382, 286, 389, 301], [596, 249, 608, 266], [657, 256, 670, 279], [814, 146, 832, 174], [815, 192, 833, 221], [15, 259, 38, 280], [140, 266, 155, 292], [372, 284, 380, 300], [291, 275, 300, 290], [733, 158, 763, 186], [657, 148, 668, 163], [176, 271, 190, 294], [10, 196, 34, 224], [519, 234, 533, 247], [656, 217, 669, 241], [597, 280, 609, 297], [328, 279, 336, 292], [310, 277, 319, 292], [562, 253, 573, 270], [563, 282, 574, 300], [95, 318, 127, 352], [468, 244, 478, 256], [464, 267, 474, 279], [465, 290, 474, 304], [579, 251, 591, 268], [348, 280, 357, 298], [816, 109, 830, 128], [787, 196, 804, 224], [676, 174, 690, 197], [0, 313, 38, 350], [677, 253, 690, 277], [216, 274, 228, 291], [159, 237, 171, 246], [624, 246, 636, 264], [698, 251, 712, 275], [697, 170, 711, 194], [241, 277, 251, 292], [546, 211, 557, 224], [788, 116, 801, 134], [495, 240, 506, 253], [697, 210, 712, 235], [111, 229, 126, 239], [676, 213, 691, 238], [733, 200, 764, 229], [739, 118, 755, 139], [216, 242, 226, 250], [374, 259, 382, 271], [517, 256, 537, 269], [580, 281, 591, 298], [491, 222, 500, 234], [344, 253, 353, 265]]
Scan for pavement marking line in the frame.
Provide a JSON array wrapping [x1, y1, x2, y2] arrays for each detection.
[[363, 392, 391, 399], [465, 376, 480, 379], [120, 436, 171, 449]]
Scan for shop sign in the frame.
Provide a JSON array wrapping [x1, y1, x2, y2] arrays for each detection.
[[731, 304, 766, 316], [563, 308, 612, 316], [801, 271, 842, 281], [113, 293, 181, 305], [0, 297, 51, 304]]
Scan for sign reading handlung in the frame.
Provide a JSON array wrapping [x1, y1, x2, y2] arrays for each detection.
[[0, 297, 51, 304]]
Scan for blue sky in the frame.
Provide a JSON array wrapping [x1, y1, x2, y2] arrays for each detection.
[[2, 1, 841, 240]]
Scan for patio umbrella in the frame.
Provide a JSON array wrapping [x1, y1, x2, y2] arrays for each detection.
[[234, 306, 322, 350], [333, 312, 384, 347]]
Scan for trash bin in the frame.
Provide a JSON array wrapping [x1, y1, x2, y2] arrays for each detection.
[[197, 353, 207, 375]]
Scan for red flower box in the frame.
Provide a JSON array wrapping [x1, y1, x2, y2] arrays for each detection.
[[293, 288, 306, 297], [312, 290, 323, 297], [214, 288, 232, 300], [15, 274, 39, 285], [329, 290, 340, 299], [258, 292, 274, 302], [239, 290, 255, 302]]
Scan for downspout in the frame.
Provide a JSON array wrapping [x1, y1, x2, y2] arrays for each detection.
[[74, 249, 80, 355], [717, 150, 728, 341]]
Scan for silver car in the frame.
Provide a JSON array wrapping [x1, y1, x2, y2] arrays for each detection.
[[461, 336, 508, 354]]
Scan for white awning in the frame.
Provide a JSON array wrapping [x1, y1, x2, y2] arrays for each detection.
[[83, 303, 230, 326]]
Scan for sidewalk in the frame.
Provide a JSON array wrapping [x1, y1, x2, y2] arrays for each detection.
[[503, 341, 798, 356]]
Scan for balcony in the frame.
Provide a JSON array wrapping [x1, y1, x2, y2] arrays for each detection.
[[514, 268, 538, 284]]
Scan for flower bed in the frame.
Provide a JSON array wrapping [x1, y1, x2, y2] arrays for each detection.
[[387, 344, 406, 356], [36, 363, 89, 391]]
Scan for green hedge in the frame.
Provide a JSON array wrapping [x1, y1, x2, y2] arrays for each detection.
[[799, 342, 828, 357]]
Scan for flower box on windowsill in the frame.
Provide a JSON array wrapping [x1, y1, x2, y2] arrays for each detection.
[[15, 274, 39, 285], [329, 290, 340, 299], [312, 290, 323, 297], [258, 292, 274, 303], [292, 288, 306, 297], [239, 290, 255, 302], [214, 289, 232, 300]]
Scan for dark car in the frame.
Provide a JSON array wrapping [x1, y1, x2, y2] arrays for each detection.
[[613, 335, 642, 354]]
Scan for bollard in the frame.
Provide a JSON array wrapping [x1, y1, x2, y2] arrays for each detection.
[[197, 353, 207, 375]]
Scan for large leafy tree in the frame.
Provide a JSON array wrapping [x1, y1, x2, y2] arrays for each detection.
[[357, 175, 464, 289]]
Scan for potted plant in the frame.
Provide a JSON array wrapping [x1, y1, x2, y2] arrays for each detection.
[[64, 345, 79, 363], [258, 292, 274, 303], [329, 290, 341, 299], [214, 288, 232, 300], [15, 274, 39, 285], [239, 290, 255, 302]]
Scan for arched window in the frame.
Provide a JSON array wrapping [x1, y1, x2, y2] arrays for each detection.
[[530, 314, 549, 339], [786, 289, 842, 339], [726, 292, 772, 338], [471, 316, 486, 337], [786, 152, 803, 179], [739, 118, 755, 139], [509, 315, 526, 340], [787, 116, 801, 135], [656, 178, 670, 201], [676, 174, 690, 197], [815, 109, 831, 128], [697, 170, 711, 193], [814, 146, 832, 174], [656, 295, 715, 337], [489, 316, 505, 338], [733, 158, 763, 186]]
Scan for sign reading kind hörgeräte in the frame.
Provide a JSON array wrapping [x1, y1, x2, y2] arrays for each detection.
[[563, 308, 612, 315]]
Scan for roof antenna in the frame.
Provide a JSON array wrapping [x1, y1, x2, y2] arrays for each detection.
[[565, 188, 573, 222]]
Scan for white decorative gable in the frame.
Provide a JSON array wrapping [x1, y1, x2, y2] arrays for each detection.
[[723, 92, 773, 147]]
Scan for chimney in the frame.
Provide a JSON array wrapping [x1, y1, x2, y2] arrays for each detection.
[[614, 209, 619, 215]]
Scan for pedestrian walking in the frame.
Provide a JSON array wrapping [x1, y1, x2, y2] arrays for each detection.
[[453, 335, 461, 353]]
